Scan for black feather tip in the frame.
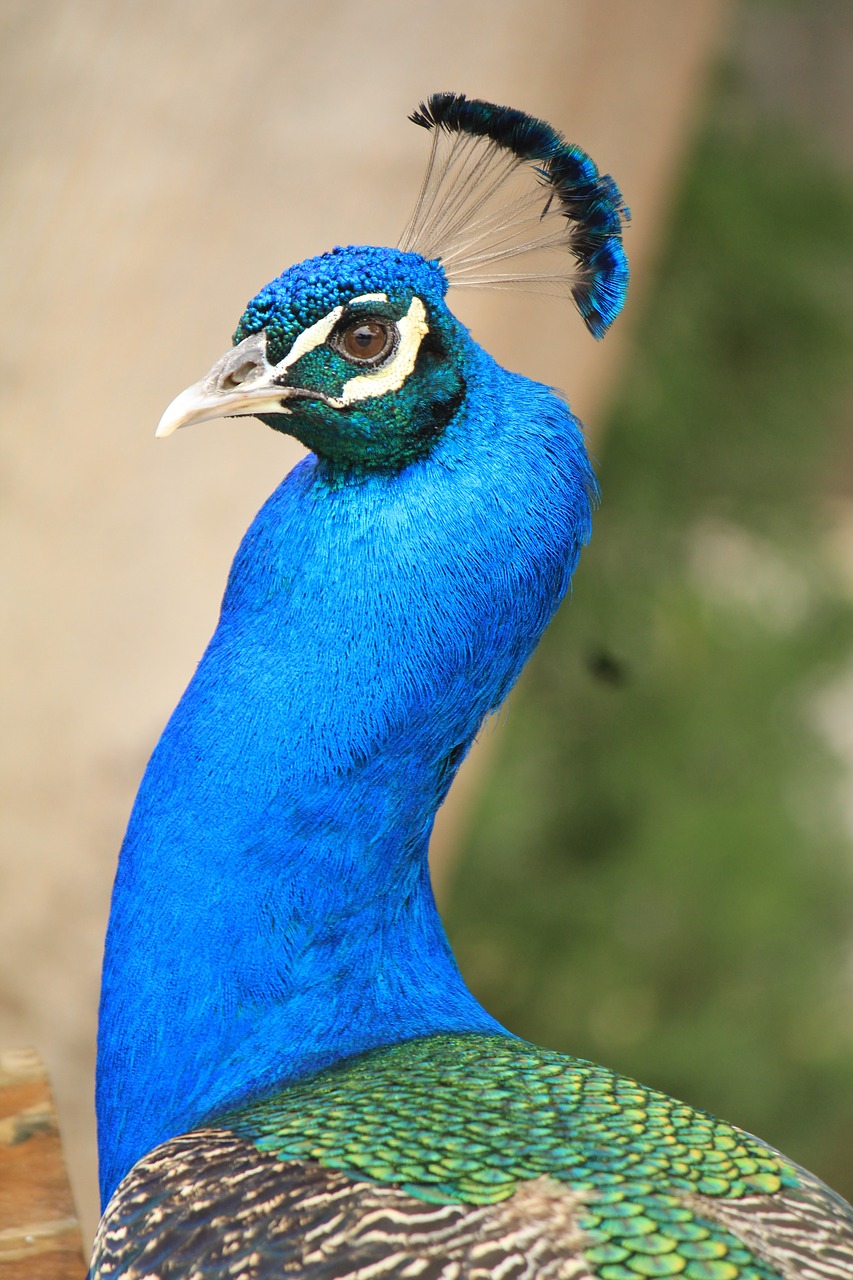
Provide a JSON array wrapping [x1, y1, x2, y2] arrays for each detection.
[[410, 92, 630, 338]]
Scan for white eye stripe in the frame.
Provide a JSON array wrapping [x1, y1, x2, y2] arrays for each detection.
[[277, 306, 345, 371], [273, 292, 428, 408], [275, 294, 389, 372], [338, 297, 429, 406]]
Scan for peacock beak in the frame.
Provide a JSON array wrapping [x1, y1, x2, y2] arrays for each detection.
[[155, 331, 296, 438]]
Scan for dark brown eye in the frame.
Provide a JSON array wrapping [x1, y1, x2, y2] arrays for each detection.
[[335, 317, 396, 366]]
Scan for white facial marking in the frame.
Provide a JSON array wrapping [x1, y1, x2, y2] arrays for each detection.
[[274, 294, 388, 376], [277, 305, 345, 372], [339, 296, 429, 405]]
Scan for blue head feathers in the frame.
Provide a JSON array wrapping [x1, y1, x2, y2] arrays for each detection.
[[155, 92, 629, 458], [230, 247, 463, 472], [97, 95, 623, 1205]]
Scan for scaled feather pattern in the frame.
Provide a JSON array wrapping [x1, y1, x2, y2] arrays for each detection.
[[91, 93, 852, 1279]]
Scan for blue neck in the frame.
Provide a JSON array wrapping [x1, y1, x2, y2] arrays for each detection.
[[96, 342, 594, 1205]]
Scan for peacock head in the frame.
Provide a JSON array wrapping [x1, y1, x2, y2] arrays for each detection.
[[156, 245, 468, 472], [156, 93, 629, 472]]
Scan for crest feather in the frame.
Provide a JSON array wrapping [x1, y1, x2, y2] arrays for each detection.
[[399, 92, 630, 338]]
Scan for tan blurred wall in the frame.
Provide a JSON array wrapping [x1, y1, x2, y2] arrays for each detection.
[[0, 0, 727, 1243]]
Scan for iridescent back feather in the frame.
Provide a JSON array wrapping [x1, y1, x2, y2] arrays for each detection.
[[94, 1036, 853, 1280]]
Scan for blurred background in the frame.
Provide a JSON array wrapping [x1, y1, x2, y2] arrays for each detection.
[[2, 0, 851, 1246]]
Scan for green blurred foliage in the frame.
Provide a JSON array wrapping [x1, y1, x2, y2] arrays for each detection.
[[445, 65, 853, 1198]]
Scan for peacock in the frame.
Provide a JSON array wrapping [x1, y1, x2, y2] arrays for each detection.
[[91, 94, 853, 1279]]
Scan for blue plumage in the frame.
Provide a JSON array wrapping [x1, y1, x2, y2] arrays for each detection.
[[96, 245, 597, 1200], [92, 94, 853, 1279]]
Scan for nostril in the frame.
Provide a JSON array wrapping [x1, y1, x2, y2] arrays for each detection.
[[222, 361, 259, 389]]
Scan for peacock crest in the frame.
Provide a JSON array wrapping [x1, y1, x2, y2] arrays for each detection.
[[399, 91, 630, 337]]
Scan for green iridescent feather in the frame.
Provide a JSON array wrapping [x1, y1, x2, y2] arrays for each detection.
[[219, 1033, 804, 1280]]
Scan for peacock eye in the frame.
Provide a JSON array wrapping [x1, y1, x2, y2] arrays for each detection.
[[334, 317, 397, 366]]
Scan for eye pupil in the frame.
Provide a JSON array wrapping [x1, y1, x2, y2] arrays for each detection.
[[340, 318, 394, 363], [353, 324, 378, 350]]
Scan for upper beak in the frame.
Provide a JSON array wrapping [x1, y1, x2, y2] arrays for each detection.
[[156, 331, 294, 438]]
